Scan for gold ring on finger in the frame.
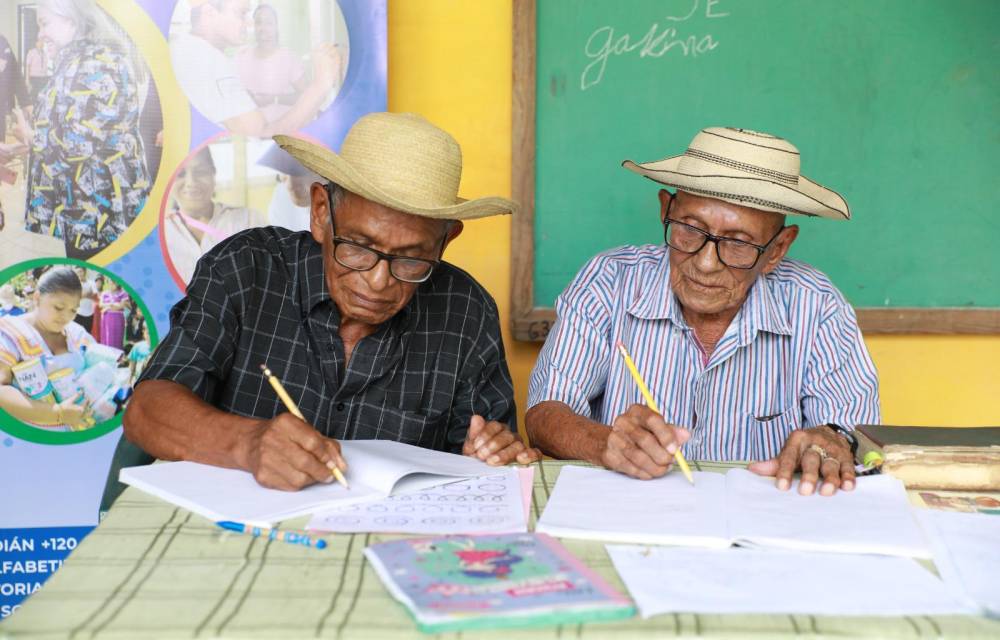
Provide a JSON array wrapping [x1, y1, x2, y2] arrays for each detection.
[[807, 443, 829, 461]]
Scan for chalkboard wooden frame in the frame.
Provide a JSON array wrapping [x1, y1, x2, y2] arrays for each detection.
[[509, 0, 999, 341]]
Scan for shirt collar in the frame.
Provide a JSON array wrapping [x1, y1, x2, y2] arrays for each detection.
[[626, 248, 793, 338], [299, 240, 332, 316], [739, 269, 794, 341], [626, 248, 689, 328]]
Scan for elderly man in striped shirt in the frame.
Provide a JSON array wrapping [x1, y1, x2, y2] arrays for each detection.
[[526, 128, 879, 497]]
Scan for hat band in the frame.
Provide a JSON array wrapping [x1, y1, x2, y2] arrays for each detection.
[[677, 184, 817, 217], [685, 148, 799, 185]]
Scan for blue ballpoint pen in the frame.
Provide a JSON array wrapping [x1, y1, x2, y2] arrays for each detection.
[[216, 521, 328, 549]]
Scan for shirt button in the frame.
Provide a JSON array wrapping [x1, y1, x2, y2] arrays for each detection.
[[327, 342, 336, 352], [336, 402, 346, 411]]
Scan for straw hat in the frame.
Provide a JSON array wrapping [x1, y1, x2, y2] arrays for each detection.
[[274, 112, 518, 220], [622, 127, 850, 220]]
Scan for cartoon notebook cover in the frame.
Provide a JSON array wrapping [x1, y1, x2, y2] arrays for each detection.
[[364, 533, 635, 632]]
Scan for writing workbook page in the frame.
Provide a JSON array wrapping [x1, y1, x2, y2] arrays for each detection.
[[340, 440, 496, 495], [307, 468, 527, 535], [725, 468, 930, 557], [120, 461, 381, 527], [536, 465, 729, 546]]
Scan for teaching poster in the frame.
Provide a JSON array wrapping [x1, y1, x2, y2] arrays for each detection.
[[0, 0, 386, 617]]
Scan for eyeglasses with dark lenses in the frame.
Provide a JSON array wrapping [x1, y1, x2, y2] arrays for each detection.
[[663, 219, 785, 270], [331, 237, 440, 283], [326, 185, 444, 283]]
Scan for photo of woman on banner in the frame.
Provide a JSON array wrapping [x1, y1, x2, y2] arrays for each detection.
[[16, 0, 154, 260], [0, 265, 147, 432], [162, 143, 267, 286], [169, 0, 347, 138]]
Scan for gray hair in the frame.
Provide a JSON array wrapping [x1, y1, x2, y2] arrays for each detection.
[[40, 0, 148, 86]]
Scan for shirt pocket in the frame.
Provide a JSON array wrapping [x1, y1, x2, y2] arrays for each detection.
[[353, 403, 451, 450], [746, 403, 803, 459]]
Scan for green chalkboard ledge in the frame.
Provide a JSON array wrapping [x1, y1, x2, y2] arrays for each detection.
[[509, 0, 1000, 341]]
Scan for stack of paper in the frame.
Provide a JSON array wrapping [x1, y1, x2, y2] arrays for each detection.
[[537, 466, 929, 557], [916, 509, 1000, 616], [606, 545, 976, 618], [120, 440, 496, 526]]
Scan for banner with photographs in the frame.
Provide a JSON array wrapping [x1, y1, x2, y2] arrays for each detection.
[[0, 0, 386, 617]]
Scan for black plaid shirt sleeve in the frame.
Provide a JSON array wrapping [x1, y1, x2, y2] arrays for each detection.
[[445, 294, 516, 451], [138, 246, 243, 403]]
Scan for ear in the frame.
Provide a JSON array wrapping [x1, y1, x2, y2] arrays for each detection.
[[309, 182, 330, 244], [657, 189, 674, 223], [442, 220, 464, 250], [760, 224, 799, 274]]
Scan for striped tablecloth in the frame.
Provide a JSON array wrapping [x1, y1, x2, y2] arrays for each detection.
[[2, 460, 998, 639]]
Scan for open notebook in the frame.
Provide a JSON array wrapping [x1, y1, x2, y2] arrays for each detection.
[[537, 466, 930, 558], [120, 440, 496, 526]]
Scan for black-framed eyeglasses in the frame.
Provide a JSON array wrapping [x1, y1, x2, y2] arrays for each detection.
[[325, 184, 444, 283], [663, 197, 786, 270]]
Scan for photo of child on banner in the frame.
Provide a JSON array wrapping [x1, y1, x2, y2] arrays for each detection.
[[0, 264, 153, 432]]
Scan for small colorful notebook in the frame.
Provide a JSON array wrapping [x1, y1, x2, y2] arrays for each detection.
[[363, 533, 635, 632]]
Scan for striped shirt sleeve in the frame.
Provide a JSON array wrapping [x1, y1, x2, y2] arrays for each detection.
[[527, 255, 615, 417], [800, 295, 881, 430]]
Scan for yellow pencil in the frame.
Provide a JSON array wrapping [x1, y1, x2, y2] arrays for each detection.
[[615, 341, 695, 485], [259, 364, 349, 489]]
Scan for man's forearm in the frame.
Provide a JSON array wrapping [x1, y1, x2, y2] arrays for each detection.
[[122, 379, 263, 471], [525, 400, 610, 465]]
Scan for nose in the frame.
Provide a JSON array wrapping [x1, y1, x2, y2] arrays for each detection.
[[361, 257, 393, 293], [692, 238, 724, 272]]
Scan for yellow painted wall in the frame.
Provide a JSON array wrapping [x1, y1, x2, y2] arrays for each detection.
[[387, 1, 1000, 431]]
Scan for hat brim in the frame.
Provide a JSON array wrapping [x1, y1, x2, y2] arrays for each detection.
[[622, 155, 850, 220], [275, 135, 517, 220]]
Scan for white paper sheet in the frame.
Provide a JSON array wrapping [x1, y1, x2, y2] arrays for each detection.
[[916, 509, 1000, 616], [725, 469, 931, 558], [537, 465, 929, 558], [606, 545, 977, 617], [536, 466, 730, 547], [306, 468, 527, 535], [119, 439, 496, 526]]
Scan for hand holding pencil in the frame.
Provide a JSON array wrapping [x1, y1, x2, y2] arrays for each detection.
[[241, 364, 349, 492], [606, 342, 694, 484]]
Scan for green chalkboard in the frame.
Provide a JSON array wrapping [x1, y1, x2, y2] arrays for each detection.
[[513, 0, 999, 338]]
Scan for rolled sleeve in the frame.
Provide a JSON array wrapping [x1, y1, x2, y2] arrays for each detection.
[[801, 299, 881, 430], [446, 297, 516, 452], [137, 253, 240, 403], [527, 257, 614, 417]]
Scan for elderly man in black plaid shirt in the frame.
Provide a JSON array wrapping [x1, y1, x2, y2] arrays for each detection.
[[124, 113, 540, 490]]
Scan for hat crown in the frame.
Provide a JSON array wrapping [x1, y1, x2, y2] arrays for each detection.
[[339, 112, 463, 209], [680, 127, 801, 185]]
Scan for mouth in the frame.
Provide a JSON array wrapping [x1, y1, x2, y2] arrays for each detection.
[[348, 290, 393, 310], [686, 277, 723, 291]]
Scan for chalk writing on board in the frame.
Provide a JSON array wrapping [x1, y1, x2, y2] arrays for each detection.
[[581, 0, 730, 90]]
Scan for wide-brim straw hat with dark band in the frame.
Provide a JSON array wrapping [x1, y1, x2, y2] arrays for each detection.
[[274, 112, 518, 221], [622, 127, 850, 220]]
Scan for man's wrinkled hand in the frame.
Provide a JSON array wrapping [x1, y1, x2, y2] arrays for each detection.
[[601, 404, 690, 480], [246, 413, 346, 491], [748, 426, 855, 496], [463, 415, 541, 466]]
